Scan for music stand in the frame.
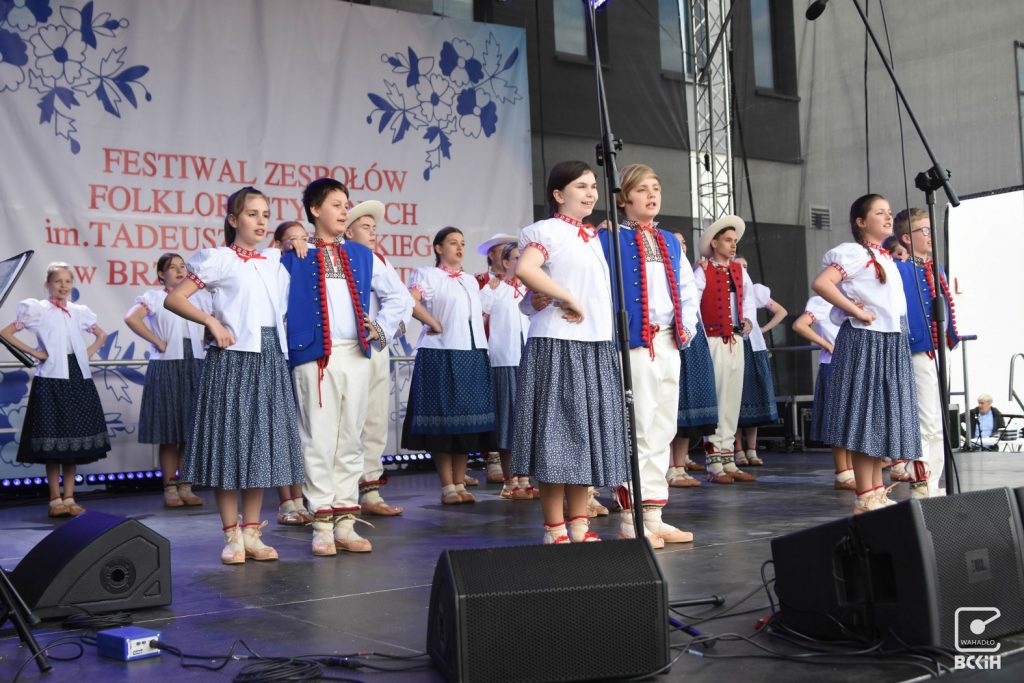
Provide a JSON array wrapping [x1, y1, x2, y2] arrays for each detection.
[[0, 251, 37, 368]]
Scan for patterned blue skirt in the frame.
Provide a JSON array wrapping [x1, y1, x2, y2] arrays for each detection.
[[181, 328, 304, 489], [821, 322, 922, 460], [677, 325, 718, 436], [809, 362, 831, 443], [511, 338, 629, 486], [491, 365, 517, 451], [17, 355, 110, 465], [738, 341, 779, 426], [138, 340, 203, 444], [401, 348, 497, 453]]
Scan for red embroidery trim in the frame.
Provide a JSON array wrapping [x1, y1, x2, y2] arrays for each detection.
[[804, 311, 817, 323], [827, 262, 847, 279], [186, 271, 206, 289], [230, 243, 266, 262], [525, 241, 549, 262], [554, 213, 595, 243], [438, 264, 462, 279], [553, 212, 583, 228], [503, 277, 525, 299]]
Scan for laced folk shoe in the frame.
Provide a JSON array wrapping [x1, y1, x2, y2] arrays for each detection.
[[221, 524, 245, 565], [241, 521, 278, 561]]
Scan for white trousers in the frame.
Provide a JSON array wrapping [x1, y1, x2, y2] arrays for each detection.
[[621, 329, 680, 506], [912, 353, 945, 494], [707, 333, 744, 454], [359, 347, 389, 488], [294, 341, 371, 512]]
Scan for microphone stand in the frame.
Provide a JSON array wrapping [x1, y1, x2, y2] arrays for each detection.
[[582, 1, 723, 623]]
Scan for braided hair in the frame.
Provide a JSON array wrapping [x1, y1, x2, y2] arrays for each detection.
[[848, 193, 888, 284]]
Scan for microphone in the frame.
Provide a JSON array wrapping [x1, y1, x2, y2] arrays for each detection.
[[805, 0, 830, 20]]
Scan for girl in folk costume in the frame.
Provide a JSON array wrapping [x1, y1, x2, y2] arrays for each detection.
[[666, 232, 718, 488], [342, 201, 415, 516], [284, 181, 412, 556], [402, 227, 497, 505], [124, 252, 211, 508], [693, 217, 758, 484], [812, 194, 923, 514], [266, 221, 314, 527], [1, 263, 110, 518], [598, 163, 698, 547], [479, 243, 537, 501], [512, 160, 629, 544], [792, 294, 855, 490], [165, 187, 304, 564], [732, 258, 787, 467]]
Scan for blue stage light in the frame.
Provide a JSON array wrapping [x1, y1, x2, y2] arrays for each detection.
[[1, 479, 9, 487], [127, 472, 135, 479], [33, 477, 43, 485], [75, 474, 84, 483], [12, 479, 20, 486]]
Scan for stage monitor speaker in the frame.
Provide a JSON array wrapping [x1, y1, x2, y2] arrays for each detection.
[[427, 538, 669, 683], [771, 487, 1024, 649], [948, 405, 962, 449], [9, 510, 171, 619]]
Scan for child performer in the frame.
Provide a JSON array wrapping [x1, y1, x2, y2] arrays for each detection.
[[893, 207, 960, 497], [512, 160, 629, 544], [693, 217, 758, 484], [284, 181, 412, 556], [667, 232, 718, 488], [733, 259, 787, 467], [124, 252, 211, 508], [1, 263, 109, 518], [812, 194, 923, 513], [598, 163, 697, 547], [402, 227, 496, 505], [342, 201, 414, 516], [792, 295, 854, 490], [475, 232, 516, 485], [165, 186, 304, 564], [479, 243, 536, 500], [266, 221, 314, 526]]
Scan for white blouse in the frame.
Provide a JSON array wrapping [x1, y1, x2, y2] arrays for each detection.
[[803, 295, 841, 364], [14, 299, 97, 379], [479, 278, 531, 367], [409, 266, 488, 351], [368, 255, 414, 341], [185, 245, 289, 354], [746, 283, 775, 353], [136, 288, 212, 360], [822, 242, 905, 334], [519, 216, 613, 342]]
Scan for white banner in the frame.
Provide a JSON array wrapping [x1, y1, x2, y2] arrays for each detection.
[[0, 0, 531, 479]]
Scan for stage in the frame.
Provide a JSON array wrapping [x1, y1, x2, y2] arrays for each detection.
[[3, 449, 1024, 682]]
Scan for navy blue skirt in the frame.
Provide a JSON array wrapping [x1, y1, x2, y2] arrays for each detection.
[[138, 340, 203, 444], [401, 347, 497, 453], [677, 325, 718, 437], [511, 338, 629, 487], [809, 362, 831, 443], [491, 366, 517, 451], [821, 322, 922, 460], [738, 341, 779, 426], [17, 355, 110, 464]]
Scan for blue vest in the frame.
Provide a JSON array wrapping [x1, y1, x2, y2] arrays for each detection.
[[895, 259, 960, 354], [599, 225, 686, 350], [282, 240, 375, 367]]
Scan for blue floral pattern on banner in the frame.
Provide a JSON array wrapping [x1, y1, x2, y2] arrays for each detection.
[[366, 33, 522, 180], [0, 0, 151, 154]]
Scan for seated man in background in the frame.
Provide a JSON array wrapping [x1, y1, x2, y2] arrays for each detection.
[[966, 393, 1005, 450]]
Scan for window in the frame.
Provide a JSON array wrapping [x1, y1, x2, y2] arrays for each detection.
[[659, 0, 694, 77], [554, 0, 588, 58], [1017, 42, 1024, 181], [751, 0, 777, 90], [433, 0, 473, 20]]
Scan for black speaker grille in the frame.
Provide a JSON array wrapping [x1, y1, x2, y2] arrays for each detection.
[[919, 489, 1024, 648], [436, 540, 668, 682]]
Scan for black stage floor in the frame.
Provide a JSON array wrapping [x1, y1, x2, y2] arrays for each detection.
[[3, 449, 1024, 682]]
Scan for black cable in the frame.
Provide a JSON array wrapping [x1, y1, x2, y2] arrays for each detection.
[[153, 638, 262, 672], [60, 604, 133, 631], [10, 636, 85, 683]]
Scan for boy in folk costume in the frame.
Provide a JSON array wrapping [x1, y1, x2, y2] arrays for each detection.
[[599, 164, 698, 547], [283, 179, 412, 556], [693, 216, 758, 484], [475, 232, 517, 484], [892, 207, 960, 496], [343, 201, 415, 515]]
